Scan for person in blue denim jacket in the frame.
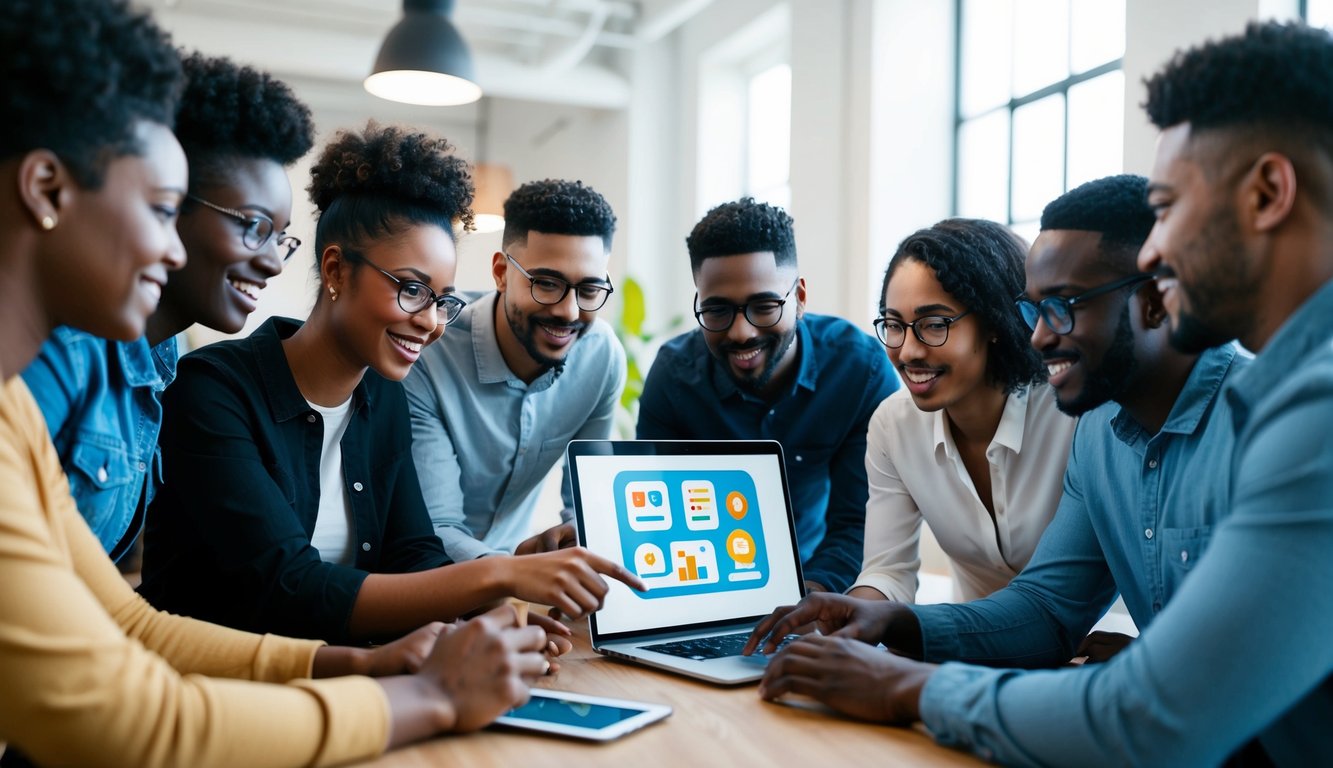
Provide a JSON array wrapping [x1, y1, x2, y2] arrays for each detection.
[[21, 52, 314, 560]]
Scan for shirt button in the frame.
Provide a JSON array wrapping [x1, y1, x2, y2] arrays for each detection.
[[306, 413, 317, 423], [1153, 602, 1162, 612], [97, 466, 108, 483], [137, 461, 147, 472], [1144, 528, 1154, 540], [768, 409, 775, 416], [795, 455, 803, 462], [361, 542, 371, 552], [1147, 458, 1158, 469], [352, 482, 364, 492], [1180, 550, 1189, 563]]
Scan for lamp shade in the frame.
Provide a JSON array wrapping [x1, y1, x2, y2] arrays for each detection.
[[365, 0, 481, 106]]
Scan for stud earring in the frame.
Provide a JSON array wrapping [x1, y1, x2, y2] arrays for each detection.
[[40, 215, 56, 231], [329, 286, 338, 303]]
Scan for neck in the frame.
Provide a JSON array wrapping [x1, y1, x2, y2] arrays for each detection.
[[1242, 223, 1333, 352], [145, 300, 190, 347], [756, 332, 800, 401], [0, 234, 52, 380], [282, 307, 365, 407], [943, 384, 1009, 449], [492, 294, 544, 384], [1117, 352, 1198, 436]]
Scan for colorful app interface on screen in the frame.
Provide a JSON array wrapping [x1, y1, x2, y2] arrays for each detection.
[[614, 470, 769, 598]]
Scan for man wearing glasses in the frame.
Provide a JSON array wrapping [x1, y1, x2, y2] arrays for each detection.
[[636, 198, 898, 594], [405, 179, 625, 561]]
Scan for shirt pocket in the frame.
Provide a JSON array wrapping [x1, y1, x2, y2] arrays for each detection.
[[539, 434, 578, 471], [1161, 524, 1213, 592], [68, 433, 135, 540]]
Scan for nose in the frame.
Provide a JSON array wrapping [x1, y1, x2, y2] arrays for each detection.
[[897, 324, 929, 361], [165, 226, 187, 271], [725, 311, 759, 345], [1029, 312, 1059, 352], [548, 288, 580, 322], [411, 300, 440, 332], [254, 239, 284, 279], [1138, 228, 1163, 274]]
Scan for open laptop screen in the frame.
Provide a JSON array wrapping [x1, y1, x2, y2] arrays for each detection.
[[569, 440, 805, 639]]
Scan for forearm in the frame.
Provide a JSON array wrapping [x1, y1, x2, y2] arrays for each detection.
[[348, 559, 508, 640]]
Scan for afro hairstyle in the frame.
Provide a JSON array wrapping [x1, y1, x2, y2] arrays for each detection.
[[500, 179, 617, 251], [686, 198, 796, 275]]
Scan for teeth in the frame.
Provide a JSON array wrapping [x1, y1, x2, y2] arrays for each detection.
[[733, 348, 761, 361], [541, 324, 574, 338], [903, 369, 938, 384], [1047, 360, 1074, 377], [228, 278, 262, 301], [390, 334, 422, 353]]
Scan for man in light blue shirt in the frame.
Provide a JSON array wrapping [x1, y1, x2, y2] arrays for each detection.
[[750, 22, 1333, 765], [405, 179, 626, 561]]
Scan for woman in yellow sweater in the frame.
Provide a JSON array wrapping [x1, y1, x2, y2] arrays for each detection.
[[0, 1, 546, 766]]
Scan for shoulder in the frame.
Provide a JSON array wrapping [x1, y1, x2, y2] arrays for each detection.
[[805, 314, 891, 373], [28, 326, 107, 372], [869, 388, 933, 441], [1020, 384, 1076, 436], [575, 318, 624, 363]]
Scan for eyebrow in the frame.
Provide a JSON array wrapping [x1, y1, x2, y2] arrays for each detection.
[[699, 289, 785, 305], [1036, 284, 1085, 297], [527, 266, 611, 286], [1145, 182, 1174, 197]]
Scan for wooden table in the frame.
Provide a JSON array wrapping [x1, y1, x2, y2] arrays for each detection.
[[358, 619, 984, 767]]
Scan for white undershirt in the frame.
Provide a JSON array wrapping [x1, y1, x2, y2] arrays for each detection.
[[307, 396, 355, 566]]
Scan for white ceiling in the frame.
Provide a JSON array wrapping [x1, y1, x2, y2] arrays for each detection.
[[141, 0, 714, 110]]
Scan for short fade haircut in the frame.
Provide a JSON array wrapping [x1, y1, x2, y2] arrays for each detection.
[[501, 179, 617, 251], [1144, 21, 1333, 160], [176, 52, 315, 190], [0, 0, 182, 187], [883, 218, 1043, 394], [686, 198, 796, 275], [1040, 174, 1155, 273]]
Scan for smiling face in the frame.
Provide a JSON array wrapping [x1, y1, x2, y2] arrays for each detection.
[[493, 230, 610, 380], [693, 251, 804, 398], [882, 258, 989, 412], [328, 223, 456, 381], [167, 157, 292, 334], [1139, 124, 1256, 353], [43, 120, 188, 341], [1025, 230, 1144, 415]]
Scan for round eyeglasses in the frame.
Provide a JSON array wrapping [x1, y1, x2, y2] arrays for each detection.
[[873, 311, 970, 348], [186, 193, 301, 261], [1015, 273, 1153, 336], [694, 278, 799, 333], [503, 252, 614, 312], [345, 250, 466, 325]]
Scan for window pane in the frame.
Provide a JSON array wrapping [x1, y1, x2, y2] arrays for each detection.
[[957, 111, 1011, 222], [960, 0, 1014, 117], [1066, 70, 1124, 189], [1012, 0, 1069, 97], [1070, 0, 1125, 73], [1011, 94, 1065, 222], [1011, 219, 1040, 247], [1310, 0, 1333, 28], [746, 64, 791, 196]]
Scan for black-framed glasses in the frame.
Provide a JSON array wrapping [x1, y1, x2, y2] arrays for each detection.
[[186, 194, 300, 261], [1015, 273, 1154, 336], [694, 278, 799, 332], [503, 252, 614, 312], [344, 250, 466, 325], [873, 310, 971, 348]]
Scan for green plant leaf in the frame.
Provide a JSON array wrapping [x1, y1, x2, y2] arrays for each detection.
[[621, 277, 646, 337]]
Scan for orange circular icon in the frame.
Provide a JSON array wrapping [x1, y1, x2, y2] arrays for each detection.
[[725, 491, 749, 519]]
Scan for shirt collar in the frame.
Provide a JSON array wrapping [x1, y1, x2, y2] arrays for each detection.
[[932, 386, 1031, 457], [116, 335, 171, 389], [1109, 343, 1239, 443], [470, 291, 559, 390], [1225, 277, 1333, 414], [252, 316, 372, 422]]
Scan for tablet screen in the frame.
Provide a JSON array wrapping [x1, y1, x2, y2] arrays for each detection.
[[505, 696, 644, 729], [494, 690, 671, 741]]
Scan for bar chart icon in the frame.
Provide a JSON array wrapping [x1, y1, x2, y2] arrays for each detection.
[[669, 540, 719, 585]]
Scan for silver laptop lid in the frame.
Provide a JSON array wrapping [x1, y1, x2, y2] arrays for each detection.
[[568, 439, 806, 643]]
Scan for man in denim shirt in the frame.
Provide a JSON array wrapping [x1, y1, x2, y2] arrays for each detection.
[[751, 23, 1333, 765], [638, 199, 898, 594]]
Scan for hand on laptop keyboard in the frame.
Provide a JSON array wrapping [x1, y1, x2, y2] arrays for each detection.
[[642, 631, 800, 661]]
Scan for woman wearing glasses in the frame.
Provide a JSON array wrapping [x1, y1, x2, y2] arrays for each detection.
[[847, 218, 1075, 603], [141, 122, 644, 647], [20, 52, 311, 564]]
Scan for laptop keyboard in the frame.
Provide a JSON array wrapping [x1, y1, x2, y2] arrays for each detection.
[[640, 631, 800, 660]]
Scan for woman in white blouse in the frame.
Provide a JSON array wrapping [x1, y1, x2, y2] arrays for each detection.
[[848, 218, 1075, 603]]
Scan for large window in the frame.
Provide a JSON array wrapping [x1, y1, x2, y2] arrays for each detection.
[[1304, 0, 1333, 27], [954, 0, 1126, 241], [745, 61, 792, 210]]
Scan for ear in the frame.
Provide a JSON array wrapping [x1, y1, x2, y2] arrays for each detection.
[[17, 150, 67, 230], [1245, 151, 1298, 234], [1135, 280, 1169, 330], [491, 250, 508, 292], [321, 245, 346, 295], [793, 276, 807, 319]]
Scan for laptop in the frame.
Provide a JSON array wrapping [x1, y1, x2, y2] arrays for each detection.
[[567, 439, 806, 684]]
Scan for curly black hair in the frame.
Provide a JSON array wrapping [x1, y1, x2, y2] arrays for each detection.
[[175, 52, 314, 189], [1144, 21, 1333, 156], [1040, 174, 1154, 273], [882, 219, 1043, 394], [501, 179, 617, 251], [686, 198, 796, 275], [306, 121, 474, 272], [0, 0, 181, 187]]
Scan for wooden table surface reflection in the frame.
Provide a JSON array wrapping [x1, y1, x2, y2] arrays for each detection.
[[357, 616, 984, 767]]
